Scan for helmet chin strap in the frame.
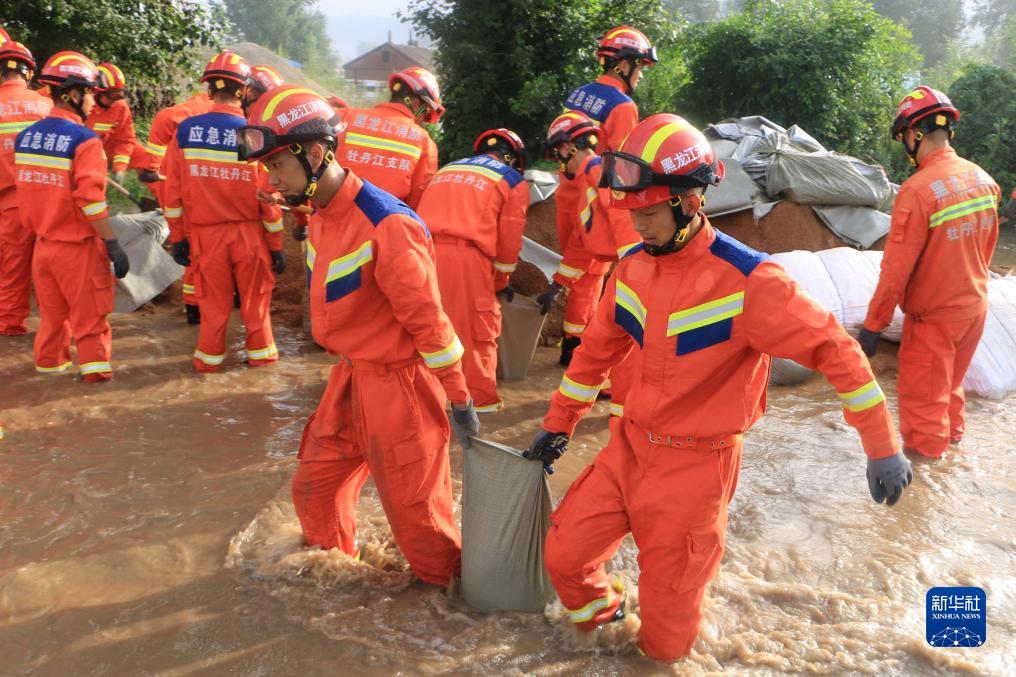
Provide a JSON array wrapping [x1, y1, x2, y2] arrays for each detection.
[[644, 201, 695, 257], [613, 58, 636, 94], [60, 88, 88, 121], [286, 143, 334, 206], [903, 128, 924, 167]]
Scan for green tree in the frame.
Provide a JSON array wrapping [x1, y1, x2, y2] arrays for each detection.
[[665, 0, 723, 23], [402, 0, 679, 163], [970, 0, 1016, 68], [2, 1, 224, 119], [948, 64, 1016, 191], [870, 0, 964, 69], [677, 0, 919, 163]]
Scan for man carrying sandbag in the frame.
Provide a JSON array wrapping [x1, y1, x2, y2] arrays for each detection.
[[526, 115, 914, 662]]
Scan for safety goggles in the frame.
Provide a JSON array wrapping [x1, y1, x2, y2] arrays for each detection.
[[237, 126, 322, 161], [600, 151, 719, 192]]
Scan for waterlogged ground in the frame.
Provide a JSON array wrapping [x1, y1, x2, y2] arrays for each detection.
[[1, 305, 1014, 675]]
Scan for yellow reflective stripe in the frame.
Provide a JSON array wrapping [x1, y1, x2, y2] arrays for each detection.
[[609, 402, 624, 417], [164, 206, 183, 218], [420, 335, 464, 368], [35, 361, 73, 374], [667, 291, 744, 336], [579, 186, 597, 225], [436, 163, 500, 182], [79, 361, 112, 375], [146, 142, 167, 157], [0, 425, 4, 440], [263, 219, 284, 233], [82, 201, 108, 216], [325, 241, 373, 284], [0, 121, 32, 134], [493, 260, 517, 273], [617, 241, 641, 258], [112, 154, 130, 165], [615, 280, 647, 327], [247, 344, 278, 361], [566, 594, 612, 623], [558, 375, 601, 403], [345, 132, 422, 159], [838, 380, 886, 413], [928, 194, 997, 229], [15, 153, 71, 170], [640, 121, 694, 163], [182, 147, 242, 164], [260, 88, 320, 122], [92, 122, 115, 132], [562, 321, 586, 335], [556, 263, 583, 279], [306, 241, 317, 271], [193, 349, 225, 366], [474, 402, 504, 413], [182, 283, 195, 294]]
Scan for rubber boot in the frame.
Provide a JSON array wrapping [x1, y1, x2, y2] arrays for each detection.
[[185, 303, 201, 325], [559, 335, 581, 367]]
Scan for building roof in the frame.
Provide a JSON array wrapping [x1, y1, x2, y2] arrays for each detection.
[[342, 40, 434, 73]]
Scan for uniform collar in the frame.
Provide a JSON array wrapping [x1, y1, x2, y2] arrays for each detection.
[[1, 79, 29, 91], [317, 169, 364, 220], [595, 74, 627, 93], [654, 216, 716, 267], [918, 145, 957, 169], [374, 101, 414, 120], [576, 154, 597, 176], [210, 102, 243, 116], [49, 107, 83, 125]]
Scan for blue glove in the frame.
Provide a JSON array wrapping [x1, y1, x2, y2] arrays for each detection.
[[858, 327, 880, 357], [537, 282, 562, 315], [866, 452, 914, 506], [525, 429, 569, 474], [450, 400, 480, 449], [171, 239, 191, 267]]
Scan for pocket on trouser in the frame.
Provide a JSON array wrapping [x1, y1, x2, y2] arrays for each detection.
[[92, 273, 115, 316], [897, 347, 937, 400], [676, 530, 724, 594], [470, 296, 500, 343], [390, 440, 436, 507]]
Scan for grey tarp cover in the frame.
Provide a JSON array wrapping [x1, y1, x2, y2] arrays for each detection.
[[524, 169, 559, 204], [810, 204, 891, 250], [520, 236, 561, 282], [109, 211, 184, 313], [497, 295, 547, 381], [461, 438, 555, 613]]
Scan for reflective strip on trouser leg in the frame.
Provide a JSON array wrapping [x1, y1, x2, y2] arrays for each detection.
[[246, 343, 278, 361], [36, 361, 73, 374], [193, 349, 225, 366], [79, 361, 112, 375], [566, 579, 623, 623]]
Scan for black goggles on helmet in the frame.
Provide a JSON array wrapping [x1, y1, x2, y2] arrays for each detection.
[[613, 46, 659, 65], [599, 151, 720, 192], [237, 119, 338, 161]]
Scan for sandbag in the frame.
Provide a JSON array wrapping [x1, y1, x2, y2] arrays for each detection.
[[497, 295, 547, 381], [764, 142, 892, 208], [461, 438, 555, 613], [108, 211, 183, 313], [963, 277, 1016, 399]]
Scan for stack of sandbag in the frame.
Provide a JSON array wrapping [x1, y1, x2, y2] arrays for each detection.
[[109, 211, 183, 313], [962, 276, 1016, 399]]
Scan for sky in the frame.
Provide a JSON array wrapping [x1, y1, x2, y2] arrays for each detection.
[[316, 0, 424, 63]]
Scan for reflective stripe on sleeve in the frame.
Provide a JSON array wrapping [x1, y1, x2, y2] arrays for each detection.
[[838, 380, 886, 413], [562, 321, 585, 335], [609, 402, 624, 417], [558, 375, 601, 403], [164, 206, 183, 218], [494, 260, 517, 273], [146, 142, 167, 157], [182, 283, 195, 295], [82, 201, 108, 217], [263, 219, 284, 233], [420, 335, 464, 369], [113, 154, 130, 165], [556, 263, 583, 280]]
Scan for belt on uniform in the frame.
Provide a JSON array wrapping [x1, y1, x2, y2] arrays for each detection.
[[645, 430, 742, 450], [431, 233, 476, 248], [343, 354, 421, 374]]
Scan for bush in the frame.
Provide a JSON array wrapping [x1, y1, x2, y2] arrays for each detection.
[[948, 64, 1016, 192]]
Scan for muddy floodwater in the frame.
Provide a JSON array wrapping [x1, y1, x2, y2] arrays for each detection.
[[1, 305, 1014, 676]]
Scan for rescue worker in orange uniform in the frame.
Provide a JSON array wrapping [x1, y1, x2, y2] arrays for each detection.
[[0, 39, 51, 335], [16, 52, 130, 380], [85, 62, 135, 184], [526, 115, 914, 661], [336, 66, 442, 209], [139, 89, 214, 323], [416, 128, 529, 412], [239, 86, 479, 584], [162, 51, 284, 373], [860, 87, 999, 459], [244, 64, 284, 114]]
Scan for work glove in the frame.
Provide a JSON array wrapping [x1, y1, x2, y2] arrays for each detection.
[[525, 429, 569, 474], [537, 282, 563, 315], [450, 400, 480, 449], [293, 223, 308, 241], [496, 285, 515, 303], [171, 239, 191, 267], [858, 327, 881, 358], [138, 169, 160, 184], [866, 452, 914, 506], [103, 238, 130, 279], [111, 170, 125, 184], [270, 249, 287, 274]]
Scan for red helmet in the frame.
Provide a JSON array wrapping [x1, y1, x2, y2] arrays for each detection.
[[202, 50, 251, 88], [238, 85, 341, 161], [545, 111, 599, 156], [0, 40, 35, 75], [474, 128, 526, 170], [37, 51, 102, 90], [0, 26, 10, 48], [597, 26, 658, 66], [250, 64, 284, 93], [602, 113, 724, 210], [389, 66, 444, 124], [96, 62, 126, 91], [891, 85, 960, 139], [326, 94, 348, 111]]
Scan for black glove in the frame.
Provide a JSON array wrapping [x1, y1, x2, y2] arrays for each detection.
[[496, 285, 515, 303], [450, 400, 480, 449], [293, 224, 308, 241], [858, 327, 880, 357], [524, 429, 569, 474], [138, 169, 160, 184], [866, 452, 914, 506], [536, 282, 563, 315], [270, 249, 287, 274], [103, 238, 130, 279], [170, 239, 191, 267]]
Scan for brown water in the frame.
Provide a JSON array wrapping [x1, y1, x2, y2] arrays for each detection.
[[2, 306, 1014, 675]]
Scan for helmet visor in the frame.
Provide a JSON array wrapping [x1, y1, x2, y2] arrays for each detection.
[[237, 126, 274, 161], [601, 151, 721, 192]]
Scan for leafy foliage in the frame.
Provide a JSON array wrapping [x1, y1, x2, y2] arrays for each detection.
[[948, 64, 1016, 191], [869, 0, 964, 69], [2, 1, 224, 119]]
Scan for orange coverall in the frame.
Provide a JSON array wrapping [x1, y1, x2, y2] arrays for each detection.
[[86, 98, 135, 173], [543, 220, 899, 661], [143, 93, 213, 306], [162, 103, 283, 372], [0, 79, 51, 334], [16, 108, 115, 380], [336, 102, 437, 209], [864, 147, 999, 458], [294, 170, 470, 585], [416, 153, 529, 411], [563, 75, 639, 153]]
